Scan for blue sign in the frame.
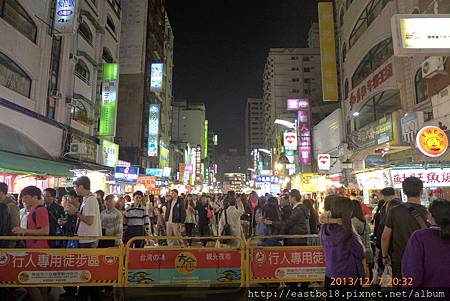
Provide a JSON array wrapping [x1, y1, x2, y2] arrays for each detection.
[[145, 168, 164, 177], [256, 176, 280, 184], [114, 166, 139, 183], [155, 180, 169, 187]]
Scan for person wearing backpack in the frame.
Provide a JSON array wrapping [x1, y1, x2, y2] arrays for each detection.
[[43, 188, 65, 248], [381, 177, 429, 280], [0, 182, 19, 248]]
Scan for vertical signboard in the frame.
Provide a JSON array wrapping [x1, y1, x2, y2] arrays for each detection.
[[318, 2, 339, 101], [204, 120, 208, 159], [317, 154, 331, 170], [159, 145, 170, 168], [148, 104, 160, 157], [283, 132, 298, 150], [150, 63, 164, 92], [100, 139, 119, 167], [99, 64, 118, 136], [298, 99, 311, 165], [287, 99, 309, 111], [54, 0, 78, 35], [195, 145, 202, 176]]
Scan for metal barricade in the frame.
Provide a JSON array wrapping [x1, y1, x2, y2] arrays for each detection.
[[0, 236, 124, 287], [124, 235, 245, 289], [246, 234, 326, 285]]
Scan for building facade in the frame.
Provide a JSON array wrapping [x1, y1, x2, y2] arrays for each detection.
[[245, 97, 267, 159]]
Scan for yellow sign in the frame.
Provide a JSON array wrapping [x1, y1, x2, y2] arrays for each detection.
[[318, 2, 339, 102], [301, 174, 319, 193], [416, 126, 449, 158], [175, 252, 197, 275]]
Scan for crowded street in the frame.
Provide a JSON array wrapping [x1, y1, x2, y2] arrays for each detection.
[[1, 0, 450, 300]]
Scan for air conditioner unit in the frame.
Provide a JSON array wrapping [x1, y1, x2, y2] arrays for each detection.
[[69, 53, 79, 63], [69, 143, 88, 155], [50, 90, 62, 99], [422, 56, 445, 79]]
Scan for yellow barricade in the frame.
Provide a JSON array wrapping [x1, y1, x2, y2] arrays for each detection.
[[0, 236, 124, 287], [124, 236, 245, 288], [246, 234, 326, 285]]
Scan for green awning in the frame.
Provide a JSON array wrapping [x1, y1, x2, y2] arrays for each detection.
[[0, 151, 77, 177]]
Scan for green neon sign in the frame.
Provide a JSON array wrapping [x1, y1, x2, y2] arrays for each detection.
[[99, 64, 118, 136]]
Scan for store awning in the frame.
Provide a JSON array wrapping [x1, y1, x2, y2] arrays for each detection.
[[0, 150, 77, 177]]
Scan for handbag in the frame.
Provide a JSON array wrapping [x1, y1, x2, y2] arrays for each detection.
[[207, 207, 213, 219], [371, 262, 379, 286], [220, 209, 232, 243], [381, 265, 393, 288]]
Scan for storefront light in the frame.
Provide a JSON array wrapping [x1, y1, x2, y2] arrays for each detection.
[[352, 111, 360, 117]]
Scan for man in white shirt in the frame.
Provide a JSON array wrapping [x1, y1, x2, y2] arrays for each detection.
[[74, 176, 102, 247]]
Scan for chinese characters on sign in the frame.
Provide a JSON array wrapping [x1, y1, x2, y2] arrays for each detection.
[[148, 104, 160, 157], [54, 0, 78, 35], [101, 139, 119, 167], [416, 126, 449, 158], [351, 114, 393, 150], [99, 64, 119, 136], [150, 63, 163, 92], [283, 132, 298, 150], [390, 168, 450, 188], [287, 98, 309, 111], [195, 146, 202, 176], [297, 100, 311, 164], [255, 176, 280, 184]]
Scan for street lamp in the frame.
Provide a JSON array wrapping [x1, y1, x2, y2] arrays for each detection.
[[274, 119, 296, 129]]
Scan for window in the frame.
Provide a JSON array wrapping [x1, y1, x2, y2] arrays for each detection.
[[292, 78, 299, 82], [415, 68, 428, 104], [70, 101, 88, 122], [78, 22, 93, 45], [291, 67, 299, 71], [0, 0, 37, 42], [304, 67, 310, 72], [0, 51, 31, 97], [423, 107, 433, 122], [339, 8, 345, 26], [356, 90, 401, 129], [351, 38, 393, 88], [292, 89, 300, 93], [106, 15, 115, 33], [74, 60, 90, 84], [102, 47, 114, 63], [304, 78, 311, 83], [291, 56, 298, 60], [349, 0, 391, 48], [342, 43, 347, 63], [303, 57, 310, 62]]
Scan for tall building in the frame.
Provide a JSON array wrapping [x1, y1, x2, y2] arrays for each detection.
[[0, 0, 122, 191], [308, 22, 320, 48], [245, 97, 267, 160], [116, 0, 167, 169]]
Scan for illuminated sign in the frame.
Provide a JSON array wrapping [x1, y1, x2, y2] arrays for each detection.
[[317, 154, 331, 171], [159, 145, 169, 168], [145, 168, 164, 177], [416, 126, 449, 158], [204, 120, 208, 158], [99, 64, 118, 136], [100, 139, 119, 167], [391, 168, 450, 188], [256, 176, 280, 184], [283, 132, 298, 150], [150, 63, 163, 92], [148, 104, 159, 157], [162, 167, 171, 178], [195, 146, 202, 176], [297, 99, 311, 165], [213, 134, 218, 145], [351, 114, 394, 150], [318, 2, 339, 101], [138, 176, 156, 188], [287, 98, 309, 111], [117, 160, 131, 167], [185, 164, 193, 174], [54, 0, 78, 35], [392, 14, 450, 56], [114, 166, 139, 183], [155, 180, 169, 187], [356, 170, 392, 190]]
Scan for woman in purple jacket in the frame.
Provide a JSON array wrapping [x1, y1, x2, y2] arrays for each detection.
[[320, 197, 366, 288], [402, 199, 450, 287]]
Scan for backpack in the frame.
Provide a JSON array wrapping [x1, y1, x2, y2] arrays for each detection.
[[0, 203, 12, 248], [32, 205, 63, 248]]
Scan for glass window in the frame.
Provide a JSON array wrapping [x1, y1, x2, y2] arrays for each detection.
[[74, 60, 90, 84], [106, 15, 115, 33], [70, 101, 88, 122], [102, 47, 114, 63], [78, 22, 93, 45], [0, 51, 31, 97], [0, 0, 37, 43], [415, 68, 428, 104], [356, 90, 400, 129], [349, 0, 391, 48], [351, 38, 393, 88]]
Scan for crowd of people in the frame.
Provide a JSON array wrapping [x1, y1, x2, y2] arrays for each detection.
[[1, 175, 450, 300]]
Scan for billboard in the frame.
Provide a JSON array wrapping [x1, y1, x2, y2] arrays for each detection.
[[283, 132, 298, 150], [148, 104, 160, 157], [145, 168, 164, 177], [99, 64, 118, 136], [114, 166, 139, 183], [100, 139, 119, 167], [54, 0, 78, 35], [150, 63, 163, 92], [392, 14, 450, 56], [318, 2, 339, 101], [287, 98, 309, 111]]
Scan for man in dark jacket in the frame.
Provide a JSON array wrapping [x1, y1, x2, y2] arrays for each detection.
[[283, 189, 310, 246], [195, 195, 210, 246], [280, 195, 292, 221], [165, 189, 186, 246]]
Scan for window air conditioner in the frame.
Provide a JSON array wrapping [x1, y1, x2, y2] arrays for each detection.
[[422, 56, 445, 79]]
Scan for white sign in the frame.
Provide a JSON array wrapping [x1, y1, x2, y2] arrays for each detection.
[[317, 154, 331, 170], [150, 63, 163, 92], [283, 132, 298, 150], [391, 168, 450, 188], [401, 112, 424, 144], [54, 0, 78, 35], [356, 169, 392, 190], [392, 14, 450, 56]]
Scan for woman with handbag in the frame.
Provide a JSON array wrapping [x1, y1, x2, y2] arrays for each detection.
[[218, 194, 244, 248]]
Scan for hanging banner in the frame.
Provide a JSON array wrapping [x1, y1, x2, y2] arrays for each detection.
[[159, 145, 170, 168], [318, 2, 339, 101], [283, 132, 298, 150], [54, 0, 78, 35], [204, 120, 208, 159], [100, 139, 119, 167], [150, 63, 163, 92], [298, 100, 311, 165], [317, 154, 331, 171], [148, 104, 160, 157], [99, 64, 119, 136]]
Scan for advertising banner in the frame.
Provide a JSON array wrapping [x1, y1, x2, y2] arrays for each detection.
[[401, 112, 424, 144], [390, 168, 450, 189], [148, 104, 160, 157], [416, 126, 449, 158], [99, 64, 118, 136], [138, 176, 156, 189], [204, 120, 208, 159], [317, 154, 331, 170], [100, 139, 119, 167], [250, 247, 325, 281], [127, 249, 241, 285], [145, 168, 164, 177], [287, 98, 309, 111], [0, 248, 121, 286], [159, 145, 170, 168], [283, 132, 298, 150], [54, 0, 78, 35], [318, 2, 338, 101], [150, 63, 163, 92], [298, 102, 311, 165], [356, 169, 392, 190], [114, 166, 139, 183], [351, 114, 393, 150]]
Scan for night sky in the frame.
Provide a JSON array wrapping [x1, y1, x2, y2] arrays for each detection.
[[166, 0, 319, 155]]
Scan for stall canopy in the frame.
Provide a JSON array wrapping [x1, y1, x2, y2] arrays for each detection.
[[0, 150, 77, 177]]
